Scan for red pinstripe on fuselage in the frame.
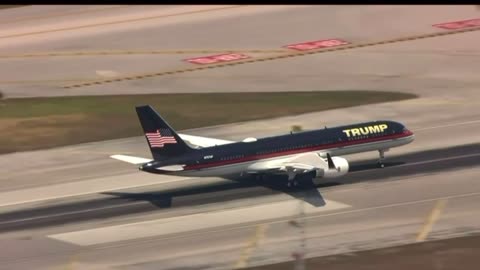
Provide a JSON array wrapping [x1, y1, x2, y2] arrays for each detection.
[[182, 130, 414, 171]]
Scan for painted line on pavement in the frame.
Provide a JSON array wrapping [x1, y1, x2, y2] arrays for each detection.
[[63, 26, 480, 89], [94, 188, 480, 250], [0, 5, 245, 40], [416, 199, 448, 242], [48, 199, 349, 246], [0, 49, 287, 59], [0, 6, 128, 25], [234, 224, 269, 269], [386, 153, 480, 169], [0, 200, 148, 226], [0, 175, 192, 208], [66, 254, 79, 270], [47, 187, 480, 248], [414, 119, 480, 132], [1, 152, 478, 209], [0, 78, 91, 84], [348, 153, 480, 175]]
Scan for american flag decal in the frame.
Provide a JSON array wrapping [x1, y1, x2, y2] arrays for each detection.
[[145, 129, 177, 148]]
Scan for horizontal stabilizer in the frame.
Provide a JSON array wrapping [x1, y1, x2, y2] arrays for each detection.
[[157, 165, 185, 171], [110, 154, 153, 165]]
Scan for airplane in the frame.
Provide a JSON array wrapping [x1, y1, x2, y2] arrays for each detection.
[[111, 105, 414, 205]]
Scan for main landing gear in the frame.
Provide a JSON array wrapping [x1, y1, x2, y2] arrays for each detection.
[[287, 177, 300, 188], [287, 172, 298, 187], [287, 172, 315, 188], [253, 173, 300, 188], [254, 174, 268, 181], [378, 149, 386, 168]]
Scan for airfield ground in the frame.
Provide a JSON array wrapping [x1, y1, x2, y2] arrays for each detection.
[[0, 91, 415, 154], [0, 5, 26, 10], [247, 234, 480, 270], [0, 5, 479, 270]]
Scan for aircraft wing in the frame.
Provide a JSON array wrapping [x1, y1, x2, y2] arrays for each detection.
[[246, 152, 328, 179], [242, 152, 333, 207], [179, 133, 234, 148]]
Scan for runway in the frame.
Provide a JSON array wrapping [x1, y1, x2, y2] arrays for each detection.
[[1, 5, 480, 270], [0, 143, 478, 234], [1, 145, 479, 269]]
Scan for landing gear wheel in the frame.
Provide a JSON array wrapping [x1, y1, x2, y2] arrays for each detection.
[[254, 174, 268, 182], [378, 149, 386, 168], [287, 178, 299, 188]]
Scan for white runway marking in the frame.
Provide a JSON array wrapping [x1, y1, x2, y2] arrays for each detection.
[[95, 70, 119, 77], [56, 186, 480, 248], [1, 152, 478, 208], [48, 199, 351, 246], [348, 153, 480, 175], [415, 119, 480, 132], [0, 174, 191, 208], [0, 200, 148, 225], [1, 119, 477, 208], [398, 153, 480, 166]]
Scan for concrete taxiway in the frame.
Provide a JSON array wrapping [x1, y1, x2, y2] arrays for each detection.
[[0, 5, 479, 270]]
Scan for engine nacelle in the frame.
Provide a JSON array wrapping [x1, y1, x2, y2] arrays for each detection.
[[314, 157, 349, 179]]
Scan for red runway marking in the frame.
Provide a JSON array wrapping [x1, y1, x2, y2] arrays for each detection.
[[185, 53, 250, 65], [433, 18, 480, 30], [284, 39, 350, 51]]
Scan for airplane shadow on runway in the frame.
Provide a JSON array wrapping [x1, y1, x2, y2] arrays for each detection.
[[102, 181, 327, 208], [101, 161, 406, 209], [102, 173, 339, 208], [349, 161, 405, 172]]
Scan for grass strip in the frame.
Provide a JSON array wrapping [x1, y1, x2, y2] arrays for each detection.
[[0, 5, 28, 10], [0, 91, 416, 154]]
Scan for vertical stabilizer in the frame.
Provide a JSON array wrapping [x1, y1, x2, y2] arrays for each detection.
[[135, 105, 194, 160]]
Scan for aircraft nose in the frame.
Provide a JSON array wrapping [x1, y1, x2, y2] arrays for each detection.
[[403, 127, 414, 136], [402, 128, 415, 143]]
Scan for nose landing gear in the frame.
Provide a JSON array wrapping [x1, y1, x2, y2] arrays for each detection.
[[378, 149, 386, 168]]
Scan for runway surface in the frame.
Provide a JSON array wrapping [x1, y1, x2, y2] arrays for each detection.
[[1, 143, 478, 234], [1, 5, 479, 270], [246, 234, 480, 270], [1, 145, 479, 269]]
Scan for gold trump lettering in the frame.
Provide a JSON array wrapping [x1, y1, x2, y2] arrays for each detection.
[[342, 124, 388, 137]]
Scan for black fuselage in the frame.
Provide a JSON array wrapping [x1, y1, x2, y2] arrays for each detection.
[[140, 120, 413, 174]]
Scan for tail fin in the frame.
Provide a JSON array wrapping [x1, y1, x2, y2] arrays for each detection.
[[135, 105, 194, 160]]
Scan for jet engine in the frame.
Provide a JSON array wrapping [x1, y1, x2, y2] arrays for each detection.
[[314, 154, 349, 179], [323, 157, 349, 178]]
